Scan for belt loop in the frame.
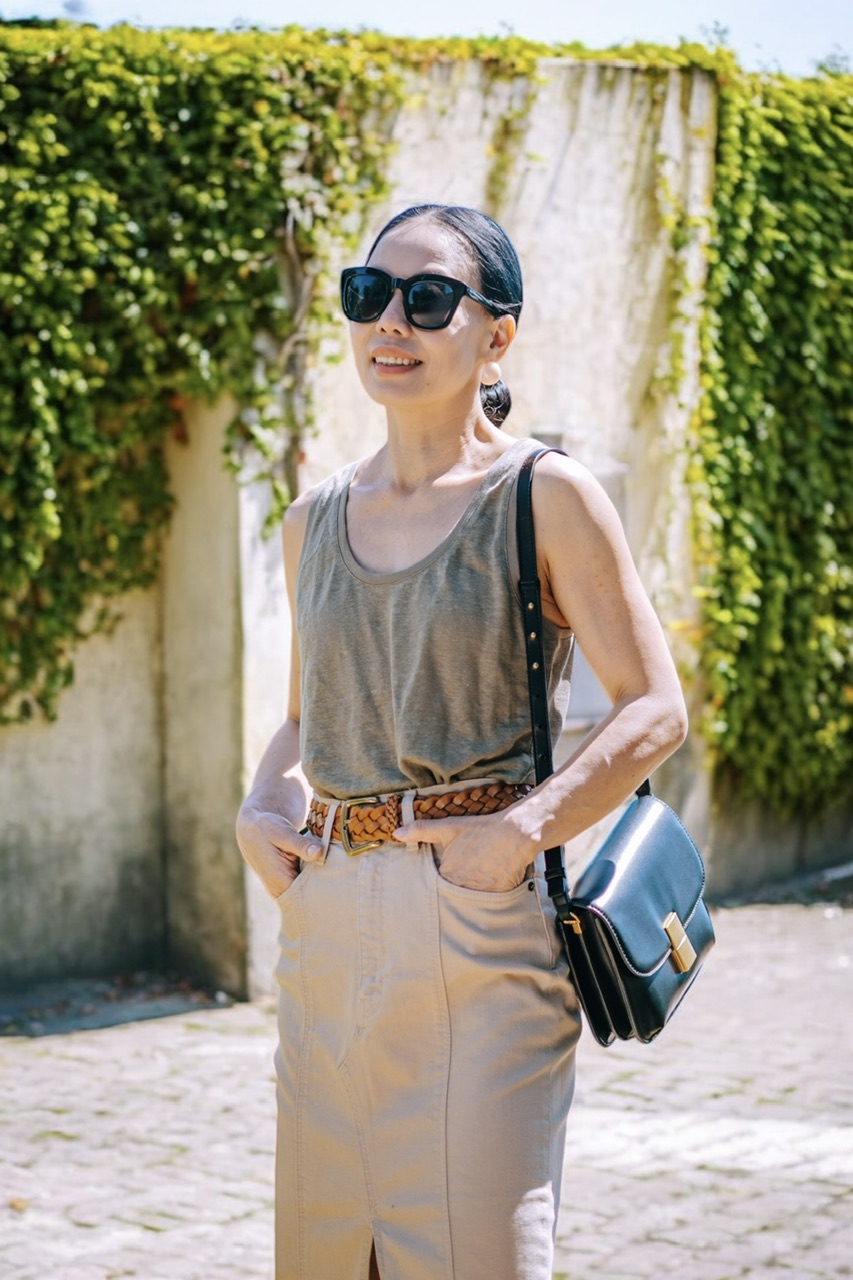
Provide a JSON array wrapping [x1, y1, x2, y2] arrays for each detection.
[[320, 802, 339, 856], [401, 790, 416, 828]]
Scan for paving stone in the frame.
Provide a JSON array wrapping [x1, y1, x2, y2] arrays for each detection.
[[1, 902, 851, 1278], [553, 903, 853, 1280]]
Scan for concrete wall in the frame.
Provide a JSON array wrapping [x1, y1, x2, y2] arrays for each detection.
[[0, 590, 165, 988], [236, 459, 291, 999], [703, 786, 853, 899], [161, 399, 249, 997], [0, 401, 250, 995]]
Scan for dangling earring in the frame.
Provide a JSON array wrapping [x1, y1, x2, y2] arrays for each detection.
[[481, 362, 502, 387]]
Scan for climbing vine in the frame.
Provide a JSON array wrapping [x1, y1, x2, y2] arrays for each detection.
[[0, 22, 571, 724], [1, 22, 852, 818], [0, 22, 404, 720], [693, 69, 853, 815]]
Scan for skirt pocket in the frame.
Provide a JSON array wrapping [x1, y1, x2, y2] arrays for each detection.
[[274, 859, 313, 917], [428, 845, 558, 970]]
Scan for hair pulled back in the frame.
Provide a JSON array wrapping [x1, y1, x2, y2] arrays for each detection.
[[367, 204, 522, 426]]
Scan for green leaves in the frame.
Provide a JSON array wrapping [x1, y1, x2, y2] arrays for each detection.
[[695, 69, 853, 814], [0, 22, 402, 721]]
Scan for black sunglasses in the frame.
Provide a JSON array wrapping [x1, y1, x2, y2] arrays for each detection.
[[340, 266, 511, 331]]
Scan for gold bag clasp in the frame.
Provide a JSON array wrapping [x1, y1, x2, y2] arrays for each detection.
[[664, 912, 697, 974]]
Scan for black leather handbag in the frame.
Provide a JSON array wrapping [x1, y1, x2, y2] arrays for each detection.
[[517, 447, 715, 1046]]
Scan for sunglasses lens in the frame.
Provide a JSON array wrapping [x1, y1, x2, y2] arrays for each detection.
[[406, 279, 456, 329], [342, 270, 461, 328], [343, 271, 390, 322]]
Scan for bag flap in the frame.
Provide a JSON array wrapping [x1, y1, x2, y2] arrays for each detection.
[[571, 794, 707, 976]]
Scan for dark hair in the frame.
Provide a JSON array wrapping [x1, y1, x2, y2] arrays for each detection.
[[367, 204, 522, 425]]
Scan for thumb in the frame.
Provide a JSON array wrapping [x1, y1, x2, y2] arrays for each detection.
[[392, 820, 428, 847], [261, 814, 323, 863], [295, 827, 325, 862], [393, 819, 455, 848]]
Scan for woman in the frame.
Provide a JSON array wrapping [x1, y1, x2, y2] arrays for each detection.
[[236, 204, 688, 1280]]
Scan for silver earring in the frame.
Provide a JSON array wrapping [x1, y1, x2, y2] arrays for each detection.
[[481, 362, 502, 387]]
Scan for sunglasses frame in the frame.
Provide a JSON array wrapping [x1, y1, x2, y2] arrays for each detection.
[[340, 266, 508, 331]]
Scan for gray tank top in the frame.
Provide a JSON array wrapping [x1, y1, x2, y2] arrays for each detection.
[[296, 437, 575, 800]]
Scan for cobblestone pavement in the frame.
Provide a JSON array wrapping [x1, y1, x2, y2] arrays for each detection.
[[1, 897, 852, 1280]]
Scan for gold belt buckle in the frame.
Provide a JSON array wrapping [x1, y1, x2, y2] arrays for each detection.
[[340, 795, 384, 856]]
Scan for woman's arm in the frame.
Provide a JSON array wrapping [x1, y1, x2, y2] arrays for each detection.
[[394, 453, 688, 889], [507, 451, 688, 852], [235, 488, 324, 898]]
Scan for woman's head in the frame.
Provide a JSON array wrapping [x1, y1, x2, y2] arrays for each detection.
[[367, 205, 523, 323], [345, 204, 522, 425]]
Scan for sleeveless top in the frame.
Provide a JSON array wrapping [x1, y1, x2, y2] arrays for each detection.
[[296, 436, 575, 800]]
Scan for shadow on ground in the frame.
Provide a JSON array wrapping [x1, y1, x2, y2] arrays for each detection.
[[0, 971, 230, 1038], [716, 859, 853, 909]]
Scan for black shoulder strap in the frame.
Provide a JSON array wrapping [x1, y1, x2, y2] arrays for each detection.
[[516, 448, 560, 786], [516, 446, 651, 912], [516, 447, 574, 914]]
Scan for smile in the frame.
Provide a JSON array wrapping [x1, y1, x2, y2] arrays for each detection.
[[373, 356, 422, 367]]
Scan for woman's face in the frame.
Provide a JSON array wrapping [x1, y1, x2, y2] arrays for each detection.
[[348, 218, 502, 418]]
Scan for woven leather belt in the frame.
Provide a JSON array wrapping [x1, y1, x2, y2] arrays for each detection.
[[306, 781, 532, 855]]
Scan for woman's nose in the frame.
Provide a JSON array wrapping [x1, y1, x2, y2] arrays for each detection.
[[375, 287, 409, 332]]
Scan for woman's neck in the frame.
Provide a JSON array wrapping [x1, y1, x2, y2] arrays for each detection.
[[344, 414, 518, 577], [379, 406, 508, 492]]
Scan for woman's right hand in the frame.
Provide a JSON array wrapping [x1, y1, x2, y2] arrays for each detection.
[[237, 503, 319, 900], [235, 802, 325, 900]]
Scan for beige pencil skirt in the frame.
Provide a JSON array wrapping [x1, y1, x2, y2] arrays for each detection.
[[273, 837, 581, 1280]]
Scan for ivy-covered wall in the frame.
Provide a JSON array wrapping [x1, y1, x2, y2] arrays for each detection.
[[1, 22, 851, 827], [694, 72, 853, 817], [0, 22, 403, 724]]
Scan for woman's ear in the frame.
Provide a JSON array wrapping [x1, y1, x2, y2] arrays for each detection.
[[489, 314, 516, 359]]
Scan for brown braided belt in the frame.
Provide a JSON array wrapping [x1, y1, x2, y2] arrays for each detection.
[[306, 781, 532, 855]]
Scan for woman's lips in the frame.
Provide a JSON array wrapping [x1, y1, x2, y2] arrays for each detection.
[[372, 354, 423, 373]]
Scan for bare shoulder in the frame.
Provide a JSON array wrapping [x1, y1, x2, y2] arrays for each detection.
[[530, 451, 624, 545], [283, 483, 318, 533], [281, 483, 320, 558], [281, 451, 379, 555]]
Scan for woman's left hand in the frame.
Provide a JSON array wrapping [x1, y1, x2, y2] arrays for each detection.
[[392, 813, 533, 892]]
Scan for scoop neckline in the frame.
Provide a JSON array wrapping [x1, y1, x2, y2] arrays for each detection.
[[337, 436, 534, 586]]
